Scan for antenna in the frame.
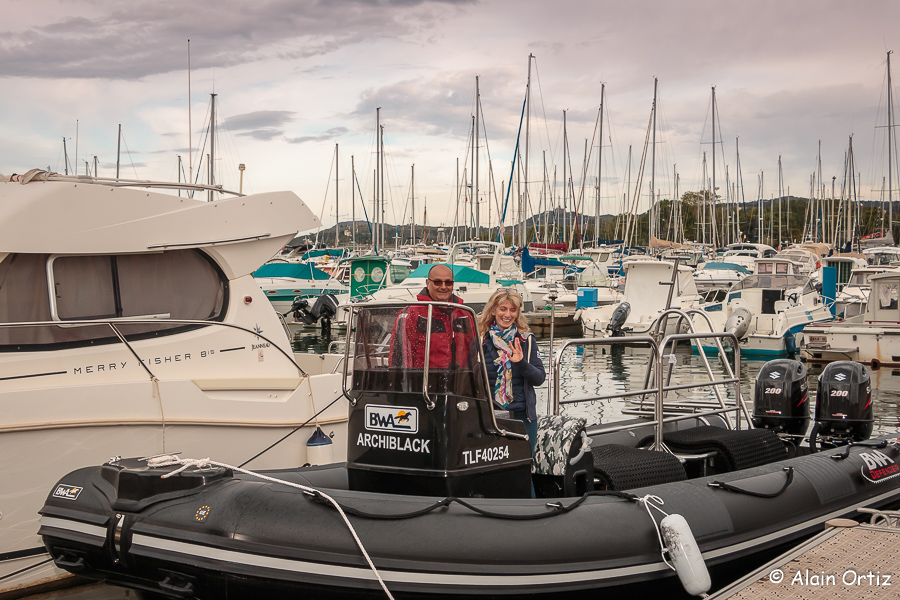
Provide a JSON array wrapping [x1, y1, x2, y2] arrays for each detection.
[[188, 39, 193, 187]]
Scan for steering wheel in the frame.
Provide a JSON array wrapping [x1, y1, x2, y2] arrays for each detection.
[[787, 292, 800, 305]]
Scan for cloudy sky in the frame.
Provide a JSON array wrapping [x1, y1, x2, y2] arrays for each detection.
[[2, 0, 900, 235]]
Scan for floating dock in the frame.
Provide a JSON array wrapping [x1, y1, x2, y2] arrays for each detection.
[[709, 509, 900, 599]]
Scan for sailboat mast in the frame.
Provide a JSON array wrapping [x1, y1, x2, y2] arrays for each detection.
[[411, 164, 416, 245], [335, 143, 340, 247], [380, 123, 385, 249], [115, 125, 121, 179], [711, 86, 717, 248], [470, 115, 475, 241], [563, 110, 567, 247], [375, 107, 381, 252], [650, 77, 657, 245], [352, 155, 356, 249], [475, 75, 480, 240], [778, 155, 783, 248], [597, 84, 605, 247], [209, 93, 216, 202], [889, 50, 895, 238], [757, 172, 763, 244], [522, 54, 533, 248]]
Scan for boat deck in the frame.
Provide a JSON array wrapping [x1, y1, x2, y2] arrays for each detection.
[[710, 510, 900, 599]]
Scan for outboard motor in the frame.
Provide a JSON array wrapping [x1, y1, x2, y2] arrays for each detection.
[[287, 296, 311, 322], [345, 303, 533, 498], [724, 306, 752, 340], [751, 359, 809, 435], [606, 302, 631, 336], [289, 293, 339, 333], [813, 361, 873, 446], [310, 293, 339, 334]]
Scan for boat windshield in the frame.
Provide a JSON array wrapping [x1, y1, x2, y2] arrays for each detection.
[[729, 274, 814, 294], [348, 303, 488, 401], [848, 272, 878, 288]]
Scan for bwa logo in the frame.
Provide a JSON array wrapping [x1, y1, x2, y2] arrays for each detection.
[[53, 484, 83, 500], [365, 405, 418, 434]]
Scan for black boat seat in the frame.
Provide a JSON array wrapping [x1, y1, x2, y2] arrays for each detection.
[[647, 425, 786, 471], [591, 444, 687, 491]]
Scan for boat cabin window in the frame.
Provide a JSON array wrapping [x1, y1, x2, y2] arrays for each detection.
[[874, 280, 899, 315], [730, 274, 813, 294], [348, 304, 488, 401], [848, 272, 876, 288], [0, 251, 226, 348], [390, 264, 411, 285], [756, 262, 791, 275]]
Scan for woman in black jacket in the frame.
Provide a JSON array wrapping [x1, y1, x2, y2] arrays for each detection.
[[478, 288, 545, 454]]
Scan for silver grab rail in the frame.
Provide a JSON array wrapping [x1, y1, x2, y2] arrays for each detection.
[[551, 325, 749, 453]]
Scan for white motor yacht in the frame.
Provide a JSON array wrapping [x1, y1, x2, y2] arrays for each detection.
[[803, 271, 900, 368], [691, 257, 833, 356], [831, 265, 892, 319], [577, 260, 703, 338], [0, 171, 348, 595]]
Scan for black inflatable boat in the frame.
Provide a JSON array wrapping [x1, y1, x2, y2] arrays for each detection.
[[39, 304, 900, 599]]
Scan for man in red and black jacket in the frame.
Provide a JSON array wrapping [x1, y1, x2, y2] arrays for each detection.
[[389, 264, 477, 369]]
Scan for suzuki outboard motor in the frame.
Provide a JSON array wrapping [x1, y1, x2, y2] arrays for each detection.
[[751, 359, 809, 435], [606, 302, 631, 336], [813, 361, 873, 445]]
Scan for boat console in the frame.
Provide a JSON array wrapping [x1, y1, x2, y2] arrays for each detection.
[[343, 303, 533, 498]]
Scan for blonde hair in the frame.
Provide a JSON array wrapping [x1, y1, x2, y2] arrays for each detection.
[[478, 288, 530, 337]]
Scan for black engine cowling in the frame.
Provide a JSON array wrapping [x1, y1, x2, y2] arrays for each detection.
[[814, 361, 873, 442], [751, 359, 809, 435]]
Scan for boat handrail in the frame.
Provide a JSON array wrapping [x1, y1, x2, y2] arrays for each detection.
[[0, 318, 308, 378], [551, 325, 747, 453], [585, 405, 745, 437], [14, 171, 243, 197], [655, 308, 745, 428], [552, 336, 659, 415]]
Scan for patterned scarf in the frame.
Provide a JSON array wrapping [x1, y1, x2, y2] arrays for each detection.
[[489, 323, 518, 407]]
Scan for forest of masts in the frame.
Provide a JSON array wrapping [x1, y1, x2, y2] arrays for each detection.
[[316, 55, 900, 254]]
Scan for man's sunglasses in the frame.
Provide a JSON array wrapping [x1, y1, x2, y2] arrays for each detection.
[[428, 279, 454, 287]]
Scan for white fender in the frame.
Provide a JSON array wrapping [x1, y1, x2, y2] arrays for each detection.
[[660, 513, 710, 597], [306, 426, 334, 465]]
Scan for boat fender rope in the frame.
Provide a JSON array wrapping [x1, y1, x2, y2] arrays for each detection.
[[635, 495, 676, 571], [238, 394, 343, 468], [145, 455, 396, 600], [308, 489, 639, 521], [707, 467, 794, 498], [569, 430, 592, 466], [830, 439, 890, 461]]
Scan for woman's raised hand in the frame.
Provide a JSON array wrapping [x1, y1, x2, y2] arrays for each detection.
[[511, 337, 524, 362]]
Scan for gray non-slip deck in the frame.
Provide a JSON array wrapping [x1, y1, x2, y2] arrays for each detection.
[[709, 510, 900, 600]]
